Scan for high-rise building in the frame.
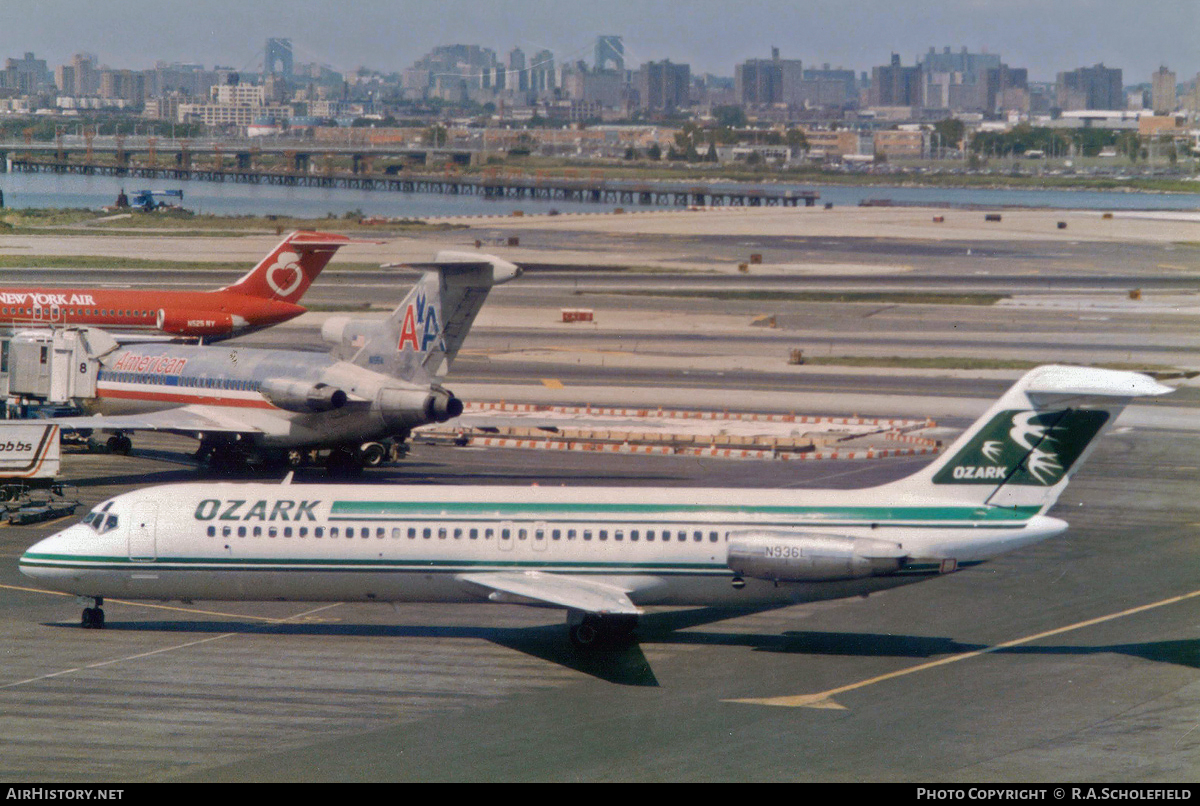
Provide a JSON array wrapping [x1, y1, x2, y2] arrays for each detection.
[[177, 82, 290, 127], [776, 54, 805, 106], [265, 38, 293, 77], [793, 64, 856, 108], [58, 53, 99, 96], [638, 60, 690, 111], [870, 54, 921, 107], [99, 69, 143, 101], [1056, 64, 1123, 110], [920, 47, 999, 82], [1, 52, 49, 94], [918, 47, 1000, 112], [986, 64, 1029, 113], [530, 49, 555, 94], [406, 44, 499, 99], [736, 59, 782, 105], [145, 62, 216, 99], [1152, 65, 1176, 114], [54, 65, 75, 95], [562, 64, 622, 108], [595, 36, 623, 72], [508, 47, 528, 92], [736, 49, 803, 106]]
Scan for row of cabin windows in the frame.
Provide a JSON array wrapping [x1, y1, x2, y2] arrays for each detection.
[[101, 370, 258, 392], [3, 307, 152, 318], [206, 523, 728, 543]]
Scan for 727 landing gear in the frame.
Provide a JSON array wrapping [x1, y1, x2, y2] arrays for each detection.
[[80, 597, 105, 629], [567, 612, 639, 649], [106, 434, 132, 455]]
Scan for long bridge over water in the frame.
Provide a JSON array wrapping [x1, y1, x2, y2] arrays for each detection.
[[0, 139, 819, 208]]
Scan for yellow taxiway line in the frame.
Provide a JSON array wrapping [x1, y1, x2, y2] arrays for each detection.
[[728, 587, 1200, 709], [0, 586, 345, 691]]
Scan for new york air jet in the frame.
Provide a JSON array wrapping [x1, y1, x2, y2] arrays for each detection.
[[39, 251, 519, 470], [20, 365, 1170, 645], [0, 230, 353, 341]]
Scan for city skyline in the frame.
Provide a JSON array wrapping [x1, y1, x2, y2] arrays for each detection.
[[5, 0, 1198, 84]]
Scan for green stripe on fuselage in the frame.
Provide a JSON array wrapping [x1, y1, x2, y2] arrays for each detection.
[[327, 501, 1042, 522], [18, 553, 725, 573]]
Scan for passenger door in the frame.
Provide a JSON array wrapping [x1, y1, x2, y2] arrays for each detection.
[[128, 501, 157, 562]]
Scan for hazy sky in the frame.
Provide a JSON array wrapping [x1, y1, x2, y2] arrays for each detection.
[[4, 0, 1197, 83]]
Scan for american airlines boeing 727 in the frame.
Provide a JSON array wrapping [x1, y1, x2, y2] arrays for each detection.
[[37, 251, 518, 470], [20, 365, 1170, 646]]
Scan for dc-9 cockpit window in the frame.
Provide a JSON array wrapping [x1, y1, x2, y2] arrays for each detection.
[[83, 501, 113, 533], [83, 508, 119, 534]]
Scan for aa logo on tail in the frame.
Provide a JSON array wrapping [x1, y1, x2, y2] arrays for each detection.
[[934, 409, 1108, 486], [397, 290, 443, 353]]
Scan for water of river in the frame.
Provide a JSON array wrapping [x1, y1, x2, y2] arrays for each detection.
[[1, 170, 1198, 218]]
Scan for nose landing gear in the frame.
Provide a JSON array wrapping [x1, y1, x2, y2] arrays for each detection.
[[80, 597, 105, 629]]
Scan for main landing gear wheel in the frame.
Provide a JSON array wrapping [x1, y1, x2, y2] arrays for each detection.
[[358, 442, 387, 468], [568, 614, 638, 649], [106, 435, 132, 455], [81, 598, 105, 629]]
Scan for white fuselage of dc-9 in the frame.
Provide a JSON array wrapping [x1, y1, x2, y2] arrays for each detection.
[[21, 482, 1067, 607], [19, 365, 1172, 645]]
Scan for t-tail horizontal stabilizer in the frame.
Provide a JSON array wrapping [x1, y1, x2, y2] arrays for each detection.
[[349, 252, 520, 383], [886, 365, 1172, 513]]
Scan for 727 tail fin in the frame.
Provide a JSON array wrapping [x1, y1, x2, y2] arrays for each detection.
[[885, 365, 1172, 513], [348, 251, 520, 383], [220, 231, 354, 304]]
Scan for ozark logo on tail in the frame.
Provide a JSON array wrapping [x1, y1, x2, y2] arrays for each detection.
[[397, 289, 442, 352], [933, 409, 1109, 486]]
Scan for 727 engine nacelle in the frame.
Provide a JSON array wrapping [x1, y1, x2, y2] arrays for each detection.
[[727, 531, 906, 582], [377, 385, 463, 430], [259, 378, 348, 413]]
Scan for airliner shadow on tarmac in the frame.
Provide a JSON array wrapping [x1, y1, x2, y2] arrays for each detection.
[[38, 609, 1200, 688], [651, 625, 1200, 672], [41, 614, 662, 686]]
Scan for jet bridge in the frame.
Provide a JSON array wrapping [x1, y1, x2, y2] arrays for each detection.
[[1, 328, 116, 405]]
